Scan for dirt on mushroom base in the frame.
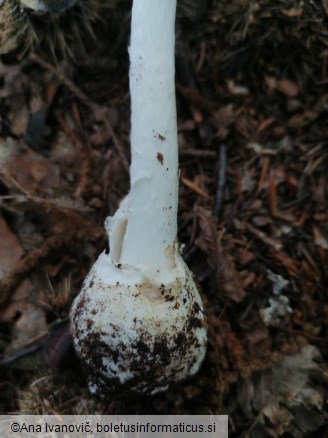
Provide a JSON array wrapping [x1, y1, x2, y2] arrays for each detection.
[[0, 1, 328, 437]]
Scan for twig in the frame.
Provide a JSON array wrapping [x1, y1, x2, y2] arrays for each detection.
[[180, 177, 211, 200], [0, 332, 47, 367], [176, 83, 214, 114], [246, 223, 282, 252], [56, 112, 90, 198], [29, 53, 130, 173], [30, 54, 94, 109], [0, 343, 43, 367], [268, 323, 328, 343], [179, 148, 217, 158], [0, 236, 67, 306], [214, 144, 227, 219], [258, 156, 270, 191], [268, 172, 278, 216], [0, 226, 105, 307]]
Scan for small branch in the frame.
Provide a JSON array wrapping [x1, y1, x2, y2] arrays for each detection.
[[56, 112, 90, 198], [0, 336, 46, 367], [214, 143, 227, 219], [176, 83, 214, 114], [29, 53, 130, 173], [268, 323, 328, 343], [246, 223, 282, 252], [179, 148, 217, 158], [0, 226, 105, 307], [180, 177, 211, 201]]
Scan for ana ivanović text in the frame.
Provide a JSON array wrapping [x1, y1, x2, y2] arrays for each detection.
[[12, 421, 217, 434]]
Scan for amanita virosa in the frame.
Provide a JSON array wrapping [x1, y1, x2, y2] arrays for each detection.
[[71, 0, 207, 396]]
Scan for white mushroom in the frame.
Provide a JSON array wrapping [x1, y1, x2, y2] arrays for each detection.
[[70, 0, 207, 396]]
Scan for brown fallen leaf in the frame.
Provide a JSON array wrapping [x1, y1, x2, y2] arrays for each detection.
[[195, 207, 246, 303], [276, 79, 299, 98], [0, 138, 61, 196], [237, 345, 326, 435], [281, 8, 303, 18], [0, 214, 30, 321], [3, 303, 47, 370]]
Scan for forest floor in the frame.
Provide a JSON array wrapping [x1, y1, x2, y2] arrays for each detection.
[[0, 1, 328, 436]]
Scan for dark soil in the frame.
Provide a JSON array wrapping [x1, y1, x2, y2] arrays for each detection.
[[1, 1, 328, 436]]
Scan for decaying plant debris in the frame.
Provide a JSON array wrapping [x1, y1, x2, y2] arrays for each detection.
[[0, 1, 328, 436]]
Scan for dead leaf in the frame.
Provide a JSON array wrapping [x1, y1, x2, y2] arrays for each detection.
[[24, 106, 52, 152], [0, 62, 27, 99], [276, 79, 299, 98], [227, 80, 249, 96], [214, 103, 236, 128], [3, 303, 47, 370], [313, 226, 328, 250], [0, 214, 30, 321], [0, 139, 61, 195], [281, 8, 303, 18], [195, 207, 219, 271], [195, 209, 246, 302], [265, 76, 299, 98], [236, 248, 256, 266], [265, 76, 277, 91], [238, 346, 326, 434], [9, 103, 29, 137]]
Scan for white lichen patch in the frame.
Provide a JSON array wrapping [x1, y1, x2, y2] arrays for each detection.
[[260, 270, 292, 325]]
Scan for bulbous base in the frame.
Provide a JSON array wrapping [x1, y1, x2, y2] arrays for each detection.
[[70, 249, 207, 396]]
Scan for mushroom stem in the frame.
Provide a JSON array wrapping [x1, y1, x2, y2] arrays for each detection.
[[108, 0, 178, 270], [70, 0, 207, 396]]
